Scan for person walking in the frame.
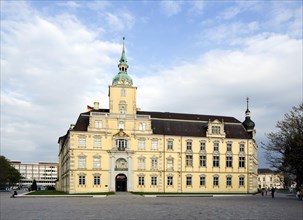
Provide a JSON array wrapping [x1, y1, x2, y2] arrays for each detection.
[[271, 187, 276, 198]]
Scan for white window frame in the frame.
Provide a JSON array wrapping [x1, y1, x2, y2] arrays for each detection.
[[199, 155, 206, 167], [226, 156, 233, 168], [138, 140, 145, 150], [151, 176, 157, 186], [139, 122, 146, 131], [94, 136, 101, 148], [167, 140, 173, 150], [78, 136, 86, 148], [79, 175, 86, 185], [95, 120, 102, 129], [213, 156, 220, 167], [138, 158, 145, 170], [167, 176, 173, 186], [94, 175, 101, 185], [78, 156, 86, 169], [138, 176, 145, 186], [151, 139, 158, 150], [93, 157, 101, 169], [151, 158, 158, 170]]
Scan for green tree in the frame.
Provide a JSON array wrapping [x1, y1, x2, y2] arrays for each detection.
[[0, 155, 21, 188], [31, 179, 37, 191], [262, 103, 303, 187]]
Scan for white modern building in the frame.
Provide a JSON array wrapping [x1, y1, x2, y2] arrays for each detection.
[[10, 161, 58, 188]]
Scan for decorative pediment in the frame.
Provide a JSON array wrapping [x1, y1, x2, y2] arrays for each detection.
[[113, 129, 130, 138]]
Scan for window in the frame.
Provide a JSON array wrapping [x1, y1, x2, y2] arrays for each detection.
[[226, 156, 233, 168], [199, 155, 206, 167], [227, 143, 232, 152], [263, 177, 265, 181], [93, 157, 101, 169], [138, 158, 145, 170], [213, 176, 219, 186], [78, 156, 86, 169], [200, 176, 206, 186], [151, 140, 158, 150], [119, 104, 126, 115], [240, 143, 245, 152], [200, 142, 206, 151], [121, 88, 126, 97], [239, 176, 245, 186], [79, 175, 86, 185], [214, 142, 219, 151], [167, 158, 174, 170], [186, 155, 193, 166], [239, 157, 245, 168], [94, 137, 101, 148], [138, 140, 145, 150], [118, 121, 125, 129], [186, 141, 192, 151], [167, 176, 173, 186], [151, 176, 157, 186], [95, 120, 102, 129], [167, 141, 173, 150], [78, 136, 86, 148], [139, 123, 146, 131], [213, 156, 220, 167], [226, 176, 232, 186], [186, 176, 192, 186], [94, 176, 100, 185], [151, 158, 158, 170], [116, 139, 127, 151], [212, 126, 220, 134], [138, 176, 145, 186]]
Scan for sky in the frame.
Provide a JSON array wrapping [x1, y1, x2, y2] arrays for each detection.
[[1, 0, 302, 168]]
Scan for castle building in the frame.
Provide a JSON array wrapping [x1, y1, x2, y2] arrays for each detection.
[[57, 42, 258, 194]]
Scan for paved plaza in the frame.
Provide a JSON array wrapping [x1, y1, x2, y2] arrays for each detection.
[[1, 191, 302, 220]]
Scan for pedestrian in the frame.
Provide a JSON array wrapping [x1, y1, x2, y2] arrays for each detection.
[[10, 191, 17, 198], [271, 187, 276, 198], [261, 188, 264, 196], [265, 187, 268, 196]]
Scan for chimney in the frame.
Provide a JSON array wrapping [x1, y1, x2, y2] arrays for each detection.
[[94, 102, 99, 110]]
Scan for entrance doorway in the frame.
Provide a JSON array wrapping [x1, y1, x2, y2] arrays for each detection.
[[116, 174, 127, 192]]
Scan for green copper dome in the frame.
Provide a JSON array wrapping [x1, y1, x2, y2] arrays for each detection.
[[112, 39, 133, 87], [112, 72, 133, 86]]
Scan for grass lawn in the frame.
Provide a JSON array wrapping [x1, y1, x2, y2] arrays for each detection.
[[27, 190, 68, 195]]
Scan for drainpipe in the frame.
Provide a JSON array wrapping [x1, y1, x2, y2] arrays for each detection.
[[181, 136, 183, 193], [163, 135, 165, 193]]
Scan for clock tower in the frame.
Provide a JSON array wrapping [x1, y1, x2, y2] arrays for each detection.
[[109, 39, 137, 115]]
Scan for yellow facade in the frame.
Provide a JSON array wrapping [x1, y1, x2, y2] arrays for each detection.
[[58, 44, 258, 194]]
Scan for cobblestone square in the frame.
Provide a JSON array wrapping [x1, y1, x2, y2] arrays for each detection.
[[1, 192, 302, 220]]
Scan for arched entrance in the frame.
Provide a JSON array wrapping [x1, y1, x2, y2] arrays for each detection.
[[116, 174, 127, 192]]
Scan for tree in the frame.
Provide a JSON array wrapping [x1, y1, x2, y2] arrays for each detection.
[[262, 103, 303, 187], [31, 179, 37, 191], [0, 155, 21, 188]]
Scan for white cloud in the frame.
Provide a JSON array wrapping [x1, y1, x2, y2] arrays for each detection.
[[160, 0, 183, 17], [57, 1, 81, 9], [105, 11, 135, 32], [1, 3, 122, 162]]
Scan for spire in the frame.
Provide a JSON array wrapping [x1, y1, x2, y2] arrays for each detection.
[[245, 97, 251, 116], [119, 37, 128, 66], [112, 37, 133, 86], [242, 97, 255, 131]]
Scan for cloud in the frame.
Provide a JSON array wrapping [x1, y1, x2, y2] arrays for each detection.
[[1, 3, 122, 162], [105, 11, 135, 32], [57, 1, 81, 9], [160, 0, 183, 17]]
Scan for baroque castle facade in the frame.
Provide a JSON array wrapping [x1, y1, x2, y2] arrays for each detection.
[[57, 42, 258, 194]]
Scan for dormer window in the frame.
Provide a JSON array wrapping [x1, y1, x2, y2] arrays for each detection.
[[212, 126, 220, 134]]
